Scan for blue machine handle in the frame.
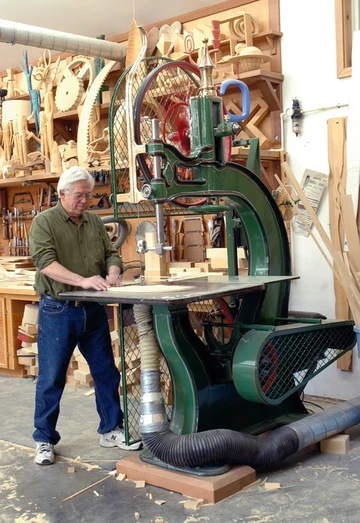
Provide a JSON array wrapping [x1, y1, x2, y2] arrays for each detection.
[[219, 80, 250, 122]]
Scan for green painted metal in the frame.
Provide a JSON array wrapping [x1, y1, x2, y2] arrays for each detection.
[[190, 96, 225, 162], [246, 138, 261, 179], [233, 321, 356, 405], [152, 304, 205, 434]]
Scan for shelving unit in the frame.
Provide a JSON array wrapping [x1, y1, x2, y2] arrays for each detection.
[[0, 0, 285, 376]]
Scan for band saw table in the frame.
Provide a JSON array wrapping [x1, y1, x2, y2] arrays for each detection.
[[60, 274, 297, 306]]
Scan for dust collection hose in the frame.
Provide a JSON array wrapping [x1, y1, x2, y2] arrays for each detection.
[[133, 303, 360, 470], [101, 216, 129, 250]]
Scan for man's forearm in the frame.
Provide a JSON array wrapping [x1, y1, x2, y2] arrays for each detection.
[[40, 261, 85, 286]]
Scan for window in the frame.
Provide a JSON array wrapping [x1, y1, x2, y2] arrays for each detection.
[[336, 0, 360, 77]]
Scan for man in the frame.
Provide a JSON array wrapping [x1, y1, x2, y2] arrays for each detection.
[[29, 166, 141, 465]]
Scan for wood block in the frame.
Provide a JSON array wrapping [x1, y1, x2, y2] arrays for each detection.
[[206, 247, 227, 259], [80, 380, 94, 388], [74, 353, 87, 364], [130, 384, 142, 401], [77, 362, 90, 373], [125, 354, 140, 370], [68, 359, 78, 370], [176, 267, 202, 273], [264, 482, 281, 490], [194, 262, 211, 272], [66, 375, 80, 386], [209, 258, 229, 270], [168, 262, 194, 269], [320, 434, 350, 454], [17, 331, 36, 343], [20, 322, 38, 335], [184, 498, 204, 509], [20, 341, 33, 349], [22, 303, 39, 325], [116, 454, 256, 503], [126, 366, 141, 385], [17, 348, 31, 356], [17, 355, 36, 366], [110, 330, 120, 345], [73, 369, 93, 384], [114, 356, 122, 371]]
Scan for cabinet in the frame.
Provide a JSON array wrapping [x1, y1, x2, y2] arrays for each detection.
[[0, 287, 38, 376]]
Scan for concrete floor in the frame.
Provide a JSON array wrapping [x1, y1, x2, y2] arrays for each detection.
[[1, 376, 360, 523]]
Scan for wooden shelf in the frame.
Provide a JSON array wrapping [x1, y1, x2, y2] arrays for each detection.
[[55, 102, 110, 121], [235, 30, 283, 54], [27, 102, 111, 125], [0, 173, 61, 188], [231, 147, 282, 160]]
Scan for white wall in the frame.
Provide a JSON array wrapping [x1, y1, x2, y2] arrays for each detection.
[[279, 0, 359, 399]]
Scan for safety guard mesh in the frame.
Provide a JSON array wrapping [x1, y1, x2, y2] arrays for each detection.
[[258, 323, 355, 403]]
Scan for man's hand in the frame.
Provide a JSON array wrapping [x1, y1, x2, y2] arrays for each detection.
[[106, 272, 122, 287], [81, 275, 110, 291]]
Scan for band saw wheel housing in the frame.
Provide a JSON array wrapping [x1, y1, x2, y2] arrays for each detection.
[[133, 61, 209, 207]]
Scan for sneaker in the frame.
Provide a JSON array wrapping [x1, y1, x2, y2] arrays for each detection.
[[34, 442, 55, 465], [100, 426, 142, 451]]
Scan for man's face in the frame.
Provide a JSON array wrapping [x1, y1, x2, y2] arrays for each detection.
[[60, 180, 93, 218]]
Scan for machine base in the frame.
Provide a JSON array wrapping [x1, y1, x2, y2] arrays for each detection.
[[140, 449, 231, 476], [116, 454, 256, 503]]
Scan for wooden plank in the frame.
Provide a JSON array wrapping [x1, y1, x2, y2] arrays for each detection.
[[125, 19, 143, 69], [327, 117, 352, 370], [116, 454, 256, 504], [341, 194, 360, 273]]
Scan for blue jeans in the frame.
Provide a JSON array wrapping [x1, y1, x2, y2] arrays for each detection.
[[33, 297, 123, 445]]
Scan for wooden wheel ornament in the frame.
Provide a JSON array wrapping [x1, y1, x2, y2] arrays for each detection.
[[55, 57, 94, 112]]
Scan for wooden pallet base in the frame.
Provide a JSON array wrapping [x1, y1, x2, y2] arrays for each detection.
[[116, 454, 256, 503]]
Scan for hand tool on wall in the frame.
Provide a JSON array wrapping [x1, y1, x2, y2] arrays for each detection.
[[22, 213, 29, 255], [2, 208, 8, 240], [11, 192, 34, 206], [8, 211, 13, 240], [171, 218, 177, 262], [90, 194, 111, 209]]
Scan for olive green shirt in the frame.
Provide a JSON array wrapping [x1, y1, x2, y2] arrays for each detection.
[[29, 202, 122, 297]]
